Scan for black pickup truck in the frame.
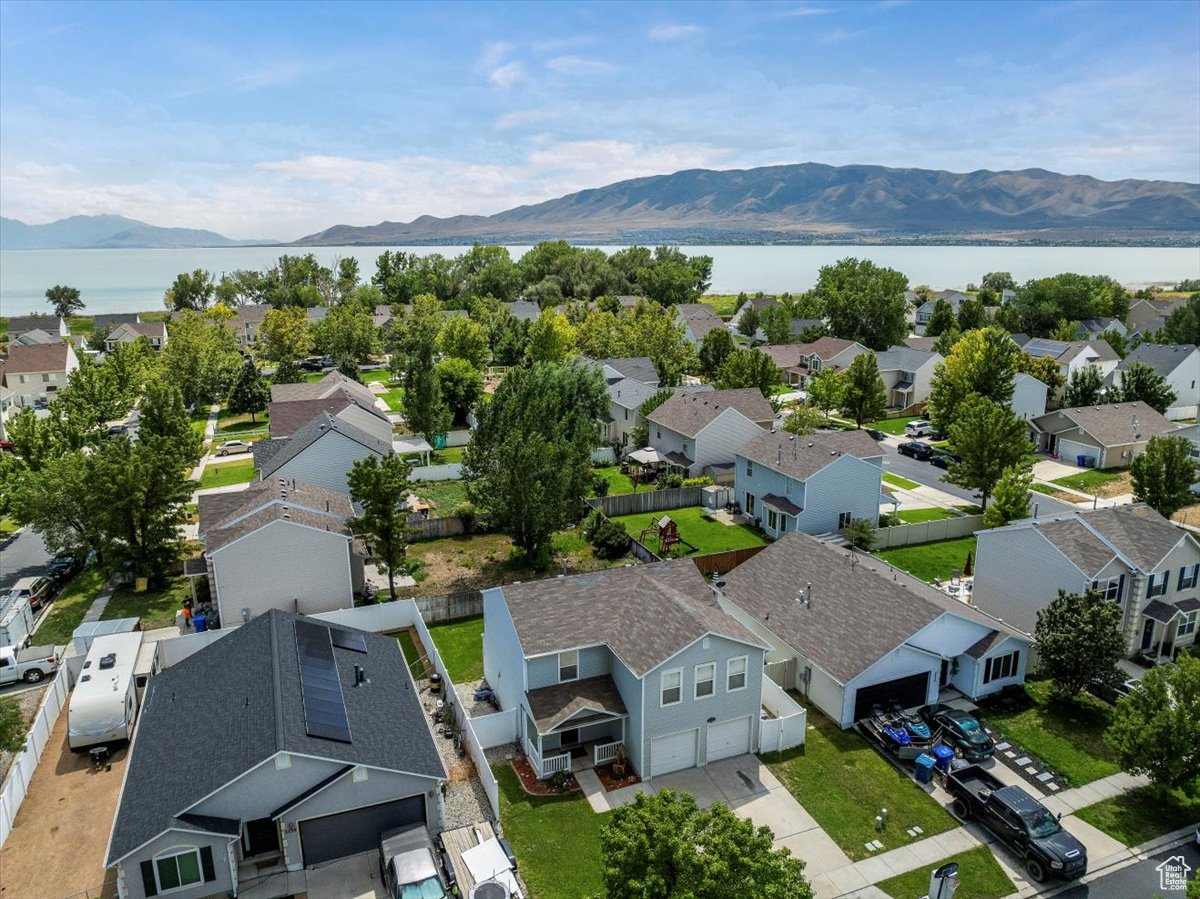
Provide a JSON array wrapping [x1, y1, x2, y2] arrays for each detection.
[[946, 765, 1087, 883]]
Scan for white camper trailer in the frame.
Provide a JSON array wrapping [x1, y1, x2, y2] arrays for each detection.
[[0, 595, 35, 650], [68, 631, 144, 751]]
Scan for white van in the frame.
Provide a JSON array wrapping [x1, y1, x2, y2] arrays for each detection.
[[68, 631, 144, 751]]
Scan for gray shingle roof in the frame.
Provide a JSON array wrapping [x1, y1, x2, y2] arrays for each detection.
[[270, 370, 376, 405], [719, 533, 1025, 684], [737, 429, 882, 481], [268, 392, 385, 438], [106, 610, 444, 865], [199, 478, 354, 540], [608, 377, 659, 410], [1033, 519, 1118, 576], [904, 336, 939, 353], [258, 411, 390, 480], [675, 303, 720, 320], [526, 675, 627, 732], [647, 388, 773, 438], [1033, 401, 1177, 447], [91, 313, 141, 329], [504, 300, 542, 322], [795, 337, 863, 362], [599, 357, 659, 386], [204, 503, 351, 552], [6, 315, 63, 335], [499, 559, 765, 677], [1074, 503, 1191, 571], [1118, 343, 1199, 378], [876, 347, 940, 373]]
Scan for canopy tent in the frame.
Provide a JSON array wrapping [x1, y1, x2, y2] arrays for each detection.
[[626, 447, 667, 465], [393, 436, 434, 466]]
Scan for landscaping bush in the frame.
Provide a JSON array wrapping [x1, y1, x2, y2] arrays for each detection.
[[682, 476, 713, 487], [879, 512, 899, 527], [842, 518, 876, 550], [656, 471, 684, 489], [592, 475, 611, 497], [450, 501, 478, 533], [581, 508, 603, 541], [592, 520, 632, 559]]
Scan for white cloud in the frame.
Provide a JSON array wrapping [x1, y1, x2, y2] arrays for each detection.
[[545, 55, 619, 77], [489, 61, 524, 88], [648, 24, 704, 41], [822, 28, 866, 43], [493, 108, 557, 131], [772, 4, 836, 18], [477, 41, 514, 70]]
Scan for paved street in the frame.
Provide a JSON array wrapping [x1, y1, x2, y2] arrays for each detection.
[[1049, 840, 1199, 899], [0, 526, 51, 593]]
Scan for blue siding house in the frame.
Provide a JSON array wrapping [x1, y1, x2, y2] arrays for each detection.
[[734, 429, 885, 538], [482, 560, 770, 779]]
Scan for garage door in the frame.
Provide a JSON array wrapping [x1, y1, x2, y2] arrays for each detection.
[[706, 716, 751, 763], [852, 672, 931, 722], [299, 795, 425, 867], [650, 729, 698, 777]]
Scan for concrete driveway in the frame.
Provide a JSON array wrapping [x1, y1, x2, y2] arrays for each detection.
[[303, 849, 387, 898]]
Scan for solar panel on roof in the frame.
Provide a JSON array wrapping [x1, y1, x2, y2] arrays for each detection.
[[294, 620, 352, 744], [330, 628, 367, 653]]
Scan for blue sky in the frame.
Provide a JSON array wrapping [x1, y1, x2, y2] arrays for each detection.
[[1, 0, 1197, 239]]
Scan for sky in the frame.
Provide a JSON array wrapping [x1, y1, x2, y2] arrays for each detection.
[[1, 0, 1198, 240]]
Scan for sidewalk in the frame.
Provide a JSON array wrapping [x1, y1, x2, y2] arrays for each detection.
[[188, 403, 222, 484]]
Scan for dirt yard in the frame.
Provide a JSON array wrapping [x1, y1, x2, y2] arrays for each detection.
[[1173, 504, 1200, 528], [1091, 471, 1134, 498], [0, 712, 126, 898]]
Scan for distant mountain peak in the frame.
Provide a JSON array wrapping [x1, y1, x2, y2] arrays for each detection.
[[0, 214, 272, 250]]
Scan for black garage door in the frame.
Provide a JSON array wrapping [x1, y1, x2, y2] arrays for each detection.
[[299, 795, 425, 867], [852, 672, 930, 722]]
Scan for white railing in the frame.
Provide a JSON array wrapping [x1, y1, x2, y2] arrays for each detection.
[[594, 740, 622, 765], [540, 751, 571, 778]]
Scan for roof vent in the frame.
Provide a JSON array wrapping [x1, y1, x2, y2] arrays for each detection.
[[99, 653, 116, 670]]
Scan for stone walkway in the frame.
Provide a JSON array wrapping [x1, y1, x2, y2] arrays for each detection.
[[187, 403, 222, 484], [80, 577, 118, 624], [1041, 770, 1149, 817]]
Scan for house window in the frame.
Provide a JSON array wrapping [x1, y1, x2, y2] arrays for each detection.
[[780, 517, 788, 533], [1180, 565, 1199, 590], [838, 511, 852, 529], [1090, 577, 1123, 603], [41, 374, 50, 382], [656, 428, 661, 439], [153, 848, 203, 892], [624, 408, 629, 420], [745, 494, 755, 515], [727, 656, 747, 692], [695, 663, 715, 699], [984, 650, 1020, 684], [558, 650, 579, 682], [1148, 572, 1169, 597], [745, 459, 753, 477], [1179, 611, 1198, 637], [18, 375, 26, 384], [811, 358, 821, 371], [661, 669, 682, 706], [767, 509, 778, 531]]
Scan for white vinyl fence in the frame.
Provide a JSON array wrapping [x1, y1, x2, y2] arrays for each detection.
[[0, 661, 76, 847], [759, 674, 807, 754], [874, 515, 984, 549], [411, 463, 463, 482]]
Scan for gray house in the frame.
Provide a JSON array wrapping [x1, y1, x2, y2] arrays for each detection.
[[105, 611, 445, 899], [1010, 372, 1049, 422], [198, 479, 366, 624], [674, 303, 725, 345], [647, 388, 773, 477], [6, 314, 67, 343], [716, 533, 1031, 728], [482, 560, 768, 779], [973, 504, 1200, 661], [255, 412, 390, 493], [875, 346, 942, 409], [1109, 343, 1200, 421], [1030, 401, 1177, 468], [913, 291, 970, 335], [734, 429, 884, 537]]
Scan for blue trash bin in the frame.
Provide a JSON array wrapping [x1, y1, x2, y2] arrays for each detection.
[[932, 744, 955, 772], [194, 613, 207, 633], [1077, 454, 1087, 467], [914, 753, 936, 784]]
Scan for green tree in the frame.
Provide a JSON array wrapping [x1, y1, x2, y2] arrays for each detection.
[[453, 244, 521, 302], [1017, 353, 1067, 396], [438, 316, 490, 369], [463, 361, 608, 566], [981, 272, 1016, 293], [45, 284, 84, 317], [599, 789, 811, 899], [401, 324, 452, 443], [759, 304, 794, 345], [435, 358, 483, 426], [736, 304, 761, 339], [1034, 589, 1124, 700], [347, 454, 415, 602], [8, 450, 105, 555], [1131, 435, 1199, 518], [57, 359, 128, 430], [699, 327, 735, 379], [526, 309, 576, 363], [1105, 655, 1200, 796], [1160, 294, 1200, 345], [841, 352, 888, 427], [1098, 328, 1128, 358], [574, 308, 619, 359], [164, 269, 216, 311], [1115, 360, 1177, 414], [215, 269, 269, 306], [982, 467, 1033, 528], [314, 303, 377, 378], [1063, 365, 1105, 407], [945, 395, 1032, 509], [783, 404, 824, 435], [161, 311, 243, 406], [226, 357, 269, 422], [956, 298, 988, 331], [926, 327, 1020, 433], [634, 246, 713, 306], [811, 257, 909, 350], [1051, 319, 1080, 341], [716, 348, 779, 396], [924, 298, 957, 338], [612, 304, 697, 385], [259, 306, 313, 384], [805, 368, 844, 421], [1000, 274, 1128, 337], [842, 518, 876, 550]]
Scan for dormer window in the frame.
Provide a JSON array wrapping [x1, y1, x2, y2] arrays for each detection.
[[559, 650, 578, 682]]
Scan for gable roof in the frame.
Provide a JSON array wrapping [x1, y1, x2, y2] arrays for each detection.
[[736, 429, 883, 481], [204, 503, 352, 552], [270, 370, 376, 405], [106, 610, 444, 866], [92, 313, 141, 329], [6, 315, 64, 335], [504, 300, 542, 322], [1019, 337, 1119, 365], [110, 321, 167, 340], [258, 411, 390, 480], [903, 336, 939, 353], [1033, 519, 1119, 576], [795, 337, 863, 362], [12, 329, 59, 345], [756, 344, 806, 370], [647, 388, 773, 437], [876, 346, 940, 372], [199, 478, 354, 539], [607, 377, 659, 411], [1118, 343, 1199, 378], [675, 303, 720, 320], [719, 533, 1025, 684], [2, 342, 73, 374], [598, 357, 659, 386], [268, 392, 386, 438], [1032, 401, 1177, 447], [499, 559, 765, 676]]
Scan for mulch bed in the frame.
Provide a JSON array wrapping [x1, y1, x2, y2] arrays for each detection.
[[510, 755, 579, 796], [596, 763, 641, 793]]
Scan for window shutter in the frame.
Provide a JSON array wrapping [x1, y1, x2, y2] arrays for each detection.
[[1179, 568, 1185, 591], [1117, 574, 1126, 602], [984, 658, 992, 684], [200, 846, 216, 883], [140, 860, 158, 896]]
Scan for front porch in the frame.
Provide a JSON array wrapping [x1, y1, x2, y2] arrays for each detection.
[[1136, 598, 1199, 664], [524, 675, 631, 780]]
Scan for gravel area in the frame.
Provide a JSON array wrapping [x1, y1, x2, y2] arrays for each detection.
[[414, 678, 495, 829], [455, 677, 497, 718]]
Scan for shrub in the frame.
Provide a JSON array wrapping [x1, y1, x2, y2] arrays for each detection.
[[450, 501, 477, 533], [879, 512, 899, 527], [581, 508, 604, 541], [593, 475, 611, 497], [592, 520, 632, 559], [841, 517, 876, 550], [656, 472, 684, 489], [682, 476, 713, 487]]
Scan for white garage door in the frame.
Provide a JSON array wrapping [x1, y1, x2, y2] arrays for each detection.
[[650, 729, 698, 777], [706, 716, 752, 763]]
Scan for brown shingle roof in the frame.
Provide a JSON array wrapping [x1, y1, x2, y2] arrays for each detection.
[[500, 559, 765, 676], [526, 675, 628, 733], [796, 337, 862, 361], [1074, 503, 1191, 572], [270, 370, 376, 405], [268, 393, 382, 438], [737, 429, 883, 481], [1033, 519, 1117, 577], [199, 478, 354, 538], [647, 388, 773, 438], [756, 345, 805, 370], [1033, 401, 1177, 448], [3, 343, 72, 374]]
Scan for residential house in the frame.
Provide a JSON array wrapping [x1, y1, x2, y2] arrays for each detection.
[[1125, 298, 1178, 338], [255, 412, 391, 493], [734, 429, 884, 536], [198, 479, 366, 624], [973, 504, 1200, 662], [10, 328, 60, 347], [482, 560, 770, 779], [271, 370, 378, 408], [6, 315, 67, 343], [1, 342, 80, 407], [0, 364, 13, 441], [716, 533, 1030, 728], [727, 297, 779, 339], [913, 290, 970, 335], [674, 303, 725, 346], [268, 393, 390, 440], [647, 388, 773, 477], [92, 313, 142, 331], [1077, 317, 1127, 340], [903, 336, 939, 353], [104, 321, 168, 352], [1014, 336, 1120, 387], [602, 379, 659, 448], [503, 300, 543, 323], [229, 304, 271, 347], [755, 344, 807, 386], [597, 357, 659, 387], [105, 610, 445, 899], [1010, 372, 1049, 422], [786, 337, 869, 388], [1030, 401, 1177, 468], [875, 346, 942, 410], [1109, 343, 1200, 421]]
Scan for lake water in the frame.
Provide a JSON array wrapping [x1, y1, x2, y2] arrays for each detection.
[[2, 244, 1198, 317]]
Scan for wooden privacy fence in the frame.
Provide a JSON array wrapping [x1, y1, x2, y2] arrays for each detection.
[[587, 485, 704, 518], [874, 514, 985, 549], [691, 545, 767, 576], [414, 590, 484, 623], [408, 515, 468, 541]]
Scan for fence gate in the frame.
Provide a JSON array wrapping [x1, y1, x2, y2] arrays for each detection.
[[764, 658, 797, 691]]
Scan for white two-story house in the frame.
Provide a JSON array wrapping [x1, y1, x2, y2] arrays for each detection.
[[1110, 343, 1199, 422], [1, 342, 80, 408], [874, 346, 942, 410], [1014, 336, 1120, 393], [647, 388, 773, 478], [104, 321, 169, 352]]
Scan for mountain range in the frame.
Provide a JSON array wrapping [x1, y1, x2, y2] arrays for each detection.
[[0, 214, 268, 250]]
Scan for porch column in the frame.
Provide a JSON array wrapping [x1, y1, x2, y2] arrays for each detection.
[[1158, 623, 1167, 660]]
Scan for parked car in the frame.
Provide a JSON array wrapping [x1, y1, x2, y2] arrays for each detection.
[[898, 440, 934, 460], [1087, 675, 1141, 705], [299, 357, 325, 372], [919, 703, 994, 761], [946, 764, 1087, 882], [107, 424, 129, 437], [905, 420, 935, 438], [0, 644, 60, 685], [6, 576, 54, 611], [929, 449, 962, 469], [47, 554, 81, 582], [865, 428, 886, 441], [379, 825, 451, 899], [216, 440, 252, 456]]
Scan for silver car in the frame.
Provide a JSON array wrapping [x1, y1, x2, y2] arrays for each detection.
[[216, 440, 252, 456]]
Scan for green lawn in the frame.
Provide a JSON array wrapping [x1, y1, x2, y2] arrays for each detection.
[[400, 447, 465, 466], [216, 408, 267, 431], [875, 537, 978, 583], [414, 479, 469, 512], [101, 576, 191, 629], [33, 567, 108, 646], [868, 416, 920, 436], [699, 294, 741, 317], [199, 458, 257, 489], [895, 508, 957, 523], [360, 369, 394, 384], [393, 630, 421, 676], [379, 387, 405, 411], [1052, 468, 1125, 492], [763, 711, 958, 859], [876, 847, 1014, 899], [592, 465, 637, 496], [495, 764, 610, 899], [426, 616, 484, 683], [882, 472, 920, 490], [1075, 786, 1200, 846], [611, 506, 766, 556], [975, 680, 1119, 786], [1030, 482, 1058, 495], [189, 407, 211, 440], [0, 516, 18, 539]]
